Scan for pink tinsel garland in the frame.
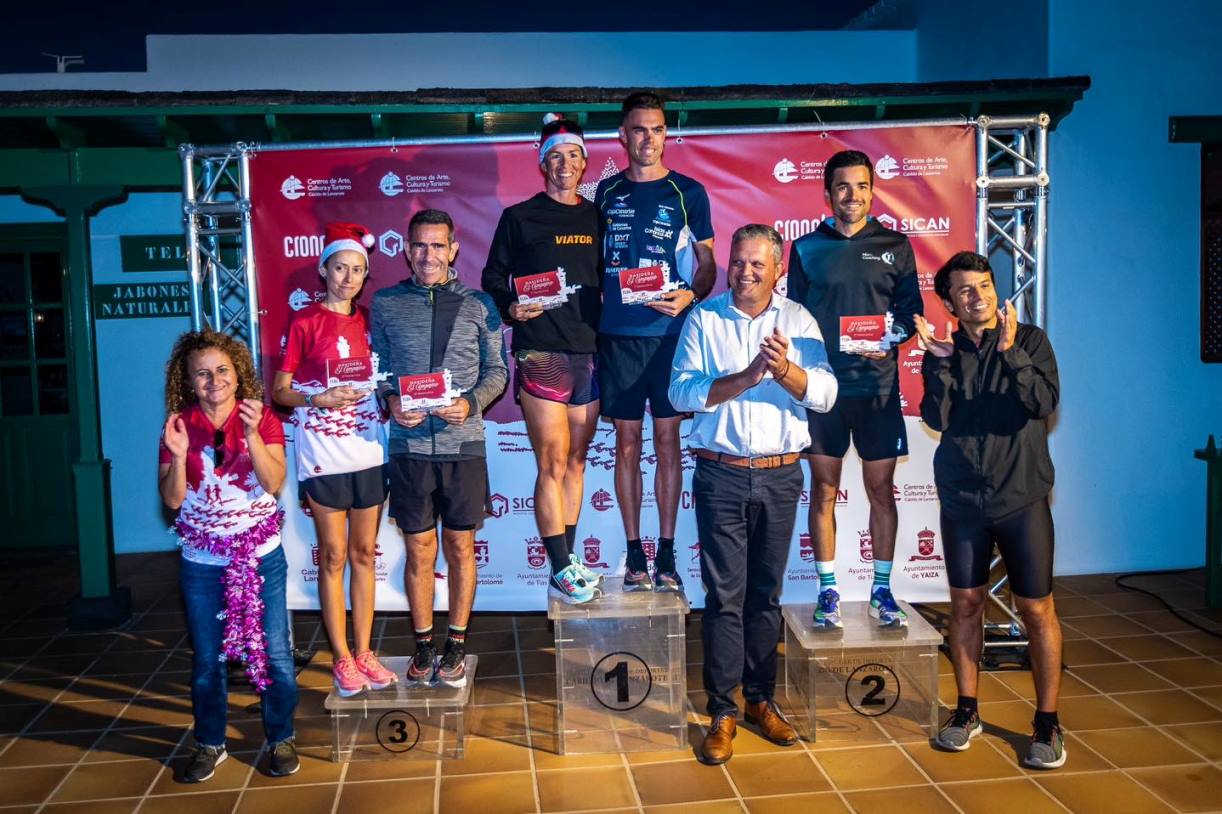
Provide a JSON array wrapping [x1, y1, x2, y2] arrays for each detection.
[[177, 510, 284, 693]]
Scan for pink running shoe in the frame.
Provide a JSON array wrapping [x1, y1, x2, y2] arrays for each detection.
[[354, 650, 398, 690], [332, 655, 369, 697]]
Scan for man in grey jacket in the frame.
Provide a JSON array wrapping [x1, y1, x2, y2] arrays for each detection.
[[372, 208, 508, 688]]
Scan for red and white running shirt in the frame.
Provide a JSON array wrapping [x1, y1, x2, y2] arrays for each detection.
[[159, 403, 285, 565], [279, 303, 387, 480]]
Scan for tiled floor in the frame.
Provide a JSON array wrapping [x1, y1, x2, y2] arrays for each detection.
[[1, 552, 1221, 813]]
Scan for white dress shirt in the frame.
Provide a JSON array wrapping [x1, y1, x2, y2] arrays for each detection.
[[669, 291, 838, 457]]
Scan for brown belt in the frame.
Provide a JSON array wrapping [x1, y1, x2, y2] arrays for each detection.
[[694, 449, 801, 469]]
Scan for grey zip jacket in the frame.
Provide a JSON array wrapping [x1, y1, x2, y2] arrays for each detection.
[[371, 270, 508, 459]]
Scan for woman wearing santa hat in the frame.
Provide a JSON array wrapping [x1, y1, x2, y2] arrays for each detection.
[[481, 114, 603, 604], [272, 222, 395, 696]]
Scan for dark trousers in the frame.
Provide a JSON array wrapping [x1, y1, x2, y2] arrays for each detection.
[[694, 458, 804, 717]]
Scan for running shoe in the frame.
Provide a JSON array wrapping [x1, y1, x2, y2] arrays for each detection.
[[407, 643, 437, 685], [181, 743, 227, 783], [1023, 721, 1067, 769], [267, 738, 300, 777], [549, 563, 599, 605], [651, 546, 684, 593], [813, 588, 844, 629], [869, 586, 908, 627], [436, 639, 468, 688], [332, 655, 369, 697], [354, 650, 398, 690], [623, 546, 652, 592], [569, 552, 603, 587], [934, 707, 982, 751]]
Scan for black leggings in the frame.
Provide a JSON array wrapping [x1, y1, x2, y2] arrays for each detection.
[[941, 498, 1054, 599]]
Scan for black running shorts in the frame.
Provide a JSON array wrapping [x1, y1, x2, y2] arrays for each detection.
[[806, 392, 908, 461], [387, 455, 489, 534], [597, 334, 682, 421]]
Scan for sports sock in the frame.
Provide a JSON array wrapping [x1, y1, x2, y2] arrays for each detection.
[[564, 524, 577, 554], [1034, 710, 1059, 731], [626, 538, 644, 559], [816, 561, 838, 590], [414, 627, 433, 649], [872, 560, 894, 591], [957, 695, 979, 715], [446, 625, 467, 648], [543, 533, 569, 574]]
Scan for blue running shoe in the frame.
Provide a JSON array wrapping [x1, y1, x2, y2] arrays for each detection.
[[869, 586, 908, 627], [814, 588, 843, 629], [568, 553, 603, 587], [549, 563, 599, 605]]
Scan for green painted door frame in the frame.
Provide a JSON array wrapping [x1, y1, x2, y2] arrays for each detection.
[[21, 185, 131, 628]]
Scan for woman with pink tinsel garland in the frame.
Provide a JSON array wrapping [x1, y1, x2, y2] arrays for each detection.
[[158, 329, 299, 784]]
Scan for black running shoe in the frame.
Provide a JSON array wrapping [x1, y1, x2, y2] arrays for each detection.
[[436, 639, 467, 688], [652, 546, 683, 592], [407, 643, 436, 685], [623, 546, 652, 592]]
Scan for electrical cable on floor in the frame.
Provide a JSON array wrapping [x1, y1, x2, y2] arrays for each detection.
[[1113, 568, 1222, 639]]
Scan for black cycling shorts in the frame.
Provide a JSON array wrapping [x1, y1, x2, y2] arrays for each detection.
[[940, 497, 1055, 599]]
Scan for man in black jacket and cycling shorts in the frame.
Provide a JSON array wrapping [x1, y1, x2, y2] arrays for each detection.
[[916, 251, 1064, 770]]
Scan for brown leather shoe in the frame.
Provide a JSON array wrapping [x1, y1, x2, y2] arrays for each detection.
[[744, 699, 799, 746], [698, 713, 737, 764]]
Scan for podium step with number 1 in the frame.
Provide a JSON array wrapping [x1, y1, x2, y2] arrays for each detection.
[[548, 578, 689, 754]]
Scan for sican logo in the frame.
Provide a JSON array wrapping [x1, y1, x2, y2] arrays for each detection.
[[874, 155, 900, 180], [280, 176, 305, 200], [379, 230, 404, 258], [590, 488, 614, 512], [773, 158, 798, 184], [488, 493, 509, 518], [379, 172, 404, 197], [876, 213, 899, 231]]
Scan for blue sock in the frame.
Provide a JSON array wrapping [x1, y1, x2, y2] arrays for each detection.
[[816, 561, 837, 590], [872, 560, 893, 591]]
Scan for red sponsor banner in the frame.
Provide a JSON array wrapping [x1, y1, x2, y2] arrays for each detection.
[[249, 125, 974, 420]]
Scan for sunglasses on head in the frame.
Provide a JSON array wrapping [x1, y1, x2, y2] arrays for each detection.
[[213, 429, 225, 469]]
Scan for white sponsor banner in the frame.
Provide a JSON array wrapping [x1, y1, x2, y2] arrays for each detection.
[[283, 416, 949, 611]]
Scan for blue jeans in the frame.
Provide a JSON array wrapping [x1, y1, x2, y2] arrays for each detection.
[[180, 545, 298, 747]]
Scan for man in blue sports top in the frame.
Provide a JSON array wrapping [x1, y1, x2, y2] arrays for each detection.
[[596, 91, 716, 594], [786, 149, 923, 629]]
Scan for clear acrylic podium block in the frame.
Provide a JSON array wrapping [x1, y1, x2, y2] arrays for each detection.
[[548, 578, 689, 754], [782, 601, 939, 744], [324, 655, 477, 761]]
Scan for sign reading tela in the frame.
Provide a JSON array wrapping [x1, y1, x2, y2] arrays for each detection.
[[93, 282, 190, 319], [120, 234, 188, 272]]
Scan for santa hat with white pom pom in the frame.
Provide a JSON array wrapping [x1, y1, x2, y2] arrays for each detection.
[[539, 113, 587, 165], [319, 222, 376, 270]]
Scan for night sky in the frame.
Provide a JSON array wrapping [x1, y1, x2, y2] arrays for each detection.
[[5, 1, 875, 73]]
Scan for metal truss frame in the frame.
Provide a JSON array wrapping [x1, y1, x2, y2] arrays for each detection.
[[180, 142, 261, 369], [974, 114, 1051, 660], [180, 117, 1053, 660]]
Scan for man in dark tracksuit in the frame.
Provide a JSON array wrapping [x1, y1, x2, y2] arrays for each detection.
[[915, 251, 1064, 770], [372, 209, 508, 689], [787, 149, 923, 629]]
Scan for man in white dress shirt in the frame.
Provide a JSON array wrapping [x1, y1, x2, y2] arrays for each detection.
[[670, 224, 838, 765]]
